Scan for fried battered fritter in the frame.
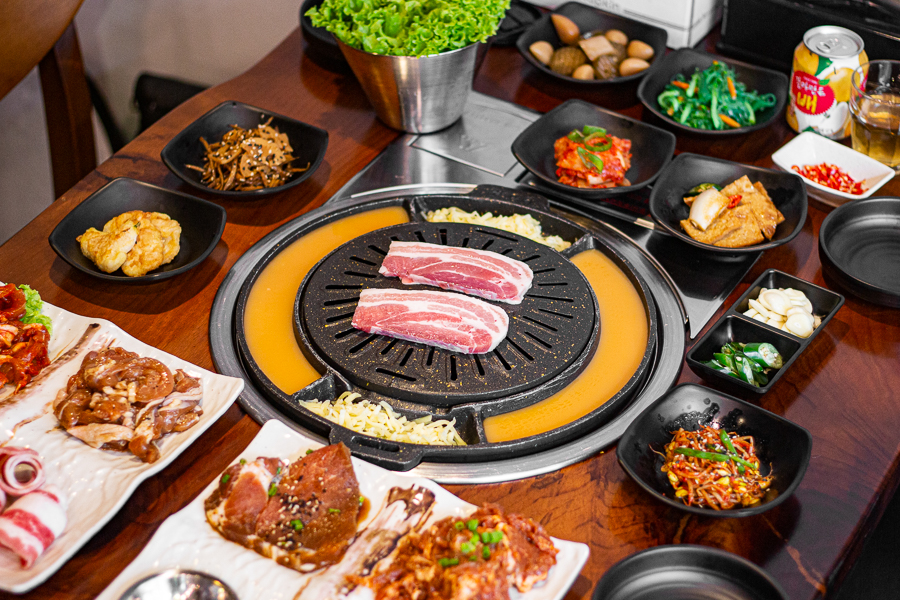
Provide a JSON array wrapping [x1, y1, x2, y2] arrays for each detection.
[[77, 210, 182, 276]]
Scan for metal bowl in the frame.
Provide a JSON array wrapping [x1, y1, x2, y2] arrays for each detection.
[[117, 569, 239, 600]]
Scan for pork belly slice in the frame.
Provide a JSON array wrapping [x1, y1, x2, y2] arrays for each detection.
[[351, 289, 509, 355], [379, 241, 533, 304], [0, 485, 67, 569]]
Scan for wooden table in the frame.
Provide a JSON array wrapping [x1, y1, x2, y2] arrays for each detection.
[[2, 25, 899, 600]]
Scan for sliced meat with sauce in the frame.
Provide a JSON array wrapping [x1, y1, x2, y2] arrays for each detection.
[[205, 443, 361, 574], [379, 241, 533, 304], [351, 289, 509, 355], [205, 457, 285, 547], [255, 443, 361, 571]]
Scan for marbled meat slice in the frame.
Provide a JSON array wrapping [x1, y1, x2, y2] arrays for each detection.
[[205, 456, 285, 547], [379, 241, 533, 304], [255, 443, 362, 572], [359, 504, 558, 600], [351, 289, 509, 355]]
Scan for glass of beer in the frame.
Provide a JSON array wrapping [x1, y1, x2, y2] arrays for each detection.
[[850, 60, 900, 169]]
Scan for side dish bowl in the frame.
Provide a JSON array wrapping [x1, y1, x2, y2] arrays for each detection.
[[687, 269, 844, 396], [819, 196, 900, 308], [593, 545, 789, 599], [648, 153, 807, 253], [48, 178, 226, 283], [161, 100, 328, 198], [616, 383, 812, 518], [512, 99, 676, 199], [516, 2, 667, 88], [771, 132, 895, 207], [637, 48, 788, 136]]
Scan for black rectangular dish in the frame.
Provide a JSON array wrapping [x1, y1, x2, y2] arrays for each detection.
[[687, 269, 844, 395]]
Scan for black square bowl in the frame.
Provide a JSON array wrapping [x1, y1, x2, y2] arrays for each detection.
[[48, 178, 226, 283], [511, 99, 676, 199], [516, 1, 667, 87], [687, 316, 803, 396], [648, 153, 807, 253], [637, 48, 788, 136], [617, 383, 812, 518], [161, 100, 328, 198]]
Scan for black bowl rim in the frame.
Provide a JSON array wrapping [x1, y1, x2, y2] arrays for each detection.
[[160, 100, 329, 198], [299, 0, 338, 51], [511, 98, 677, 199], [592, 543, 789, 600], [648, 152, 808, 254], [47, 177, 227, 283], [515, 1, 668, 87], [636, 47, 789, 136], [616, 382, 813, 518], [818, 196, 900, 306]]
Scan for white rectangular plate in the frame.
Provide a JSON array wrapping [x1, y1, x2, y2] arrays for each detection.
[[0, 300, 244, 593], [97, 420, 590, 600]]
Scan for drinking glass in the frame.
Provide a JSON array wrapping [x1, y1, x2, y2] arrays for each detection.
[[850, 60, 900, 169]]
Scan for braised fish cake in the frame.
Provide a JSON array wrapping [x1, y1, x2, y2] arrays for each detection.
[[77, 210, 182, 276]]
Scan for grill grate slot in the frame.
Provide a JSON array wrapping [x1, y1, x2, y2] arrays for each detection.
[[369, 244, 387, 255], [324, 297, 358, 307], [350, 256, 377, 266], [439, 229, 448, 245], [527, 294, 574, 303], [327, 284, 363, 290], [345, 270, 377, 278], [399, 348, 414, 367], [524, 331, 552, 348], [375, 368, 416, 382], [381, 339, 399, 355], [539, 308, 573, 319], [506, 339, 534, 361], [521, 315, 558, 331], [325, 312, 355, 323], [334, 328, 357, 339], [481, 239, 494, 250], [414, 230, 427, 242], [493, 348, 512, 371], [349, 334, 379, 354], [537, 281, 568, 287], [474, 354, 485, 376], [532, 267, 555, 274]]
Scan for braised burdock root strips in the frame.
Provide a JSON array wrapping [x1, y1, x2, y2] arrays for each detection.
[[53, 347, 203, 463]]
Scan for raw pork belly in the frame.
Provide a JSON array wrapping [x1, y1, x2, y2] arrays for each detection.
[[379, 241, 534, 304], [0, 485, 67, 568], [351, 288, 509, 354]]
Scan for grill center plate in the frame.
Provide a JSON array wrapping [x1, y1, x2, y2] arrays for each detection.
[[295, 223, 597, 406]]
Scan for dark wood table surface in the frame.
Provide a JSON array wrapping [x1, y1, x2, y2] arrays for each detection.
[[2, 24, 899, 600]]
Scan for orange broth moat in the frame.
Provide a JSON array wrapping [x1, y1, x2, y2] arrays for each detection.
[[482, 249, 649, 442], [243, 207, 409, 393]]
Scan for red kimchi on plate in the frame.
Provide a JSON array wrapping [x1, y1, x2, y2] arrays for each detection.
[[554, 125, 632, 189]]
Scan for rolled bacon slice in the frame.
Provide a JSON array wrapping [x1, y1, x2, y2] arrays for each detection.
[[352, 289, 509, 355], [0, 447, 45, 496], [0, 485, 67, 568], [379, 241, 534, 304]]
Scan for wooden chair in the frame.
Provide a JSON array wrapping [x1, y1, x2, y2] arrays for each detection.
[[0, 0, 96, 199]]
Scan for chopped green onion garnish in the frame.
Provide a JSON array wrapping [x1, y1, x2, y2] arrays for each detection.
[[306, 449, 314, 455], [466, 519, 479, 532], [329, 508, 341, 514], [461, 542, 475, 554], [438, 557, 459, 567], [454, 521, 465, 531], [482, 546, 491, 559], [291, 519, 304, 530], [268, 483, 277, 497], [220, 474, 230, 485], [239, 458, 246, 465]]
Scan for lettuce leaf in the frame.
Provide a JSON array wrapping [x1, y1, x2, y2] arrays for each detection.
[[17, 284, 52, 336], [307, 0, 510, 57]]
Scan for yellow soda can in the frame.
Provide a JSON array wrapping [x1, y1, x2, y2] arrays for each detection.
[[787, 26, 867, 139]]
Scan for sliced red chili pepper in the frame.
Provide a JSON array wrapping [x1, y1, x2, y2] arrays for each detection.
[[727, 194, 742, 208]]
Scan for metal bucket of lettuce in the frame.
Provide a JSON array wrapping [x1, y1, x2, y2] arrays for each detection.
[[307, 0, 509, 133]]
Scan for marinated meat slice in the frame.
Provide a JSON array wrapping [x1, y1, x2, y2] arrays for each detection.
[[296, 486, 436, 599], [255, 443, 361, 571], [359, 504, 558, 600], [205, 457, 285, 547], [351, 289, 509, 355], [379, 241, 533, 304]]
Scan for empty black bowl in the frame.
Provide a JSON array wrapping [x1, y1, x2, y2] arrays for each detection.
[[511, 99, 676, 199], [48, 178, 226, 282], [161, 100, 328, 198], [637, 48, 788, 136], [617, 383, 812, 518], [648, 153, 807, 253], [516, 2, 667, 87], [819, 196, 900, 308], [593, 545, 788, 600]]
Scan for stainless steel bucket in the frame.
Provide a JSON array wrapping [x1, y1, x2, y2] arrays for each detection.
[[337, 39, 480, 134]]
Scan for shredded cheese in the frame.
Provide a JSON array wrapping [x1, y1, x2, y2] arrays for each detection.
[[300, 392, 466, 446], [424, 207, 572, 252]]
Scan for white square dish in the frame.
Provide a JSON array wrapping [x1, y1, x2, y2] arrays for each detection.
[[771, 132, 895, 207], [0, 300, 244, 593], [96, 420, 591, 600]]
